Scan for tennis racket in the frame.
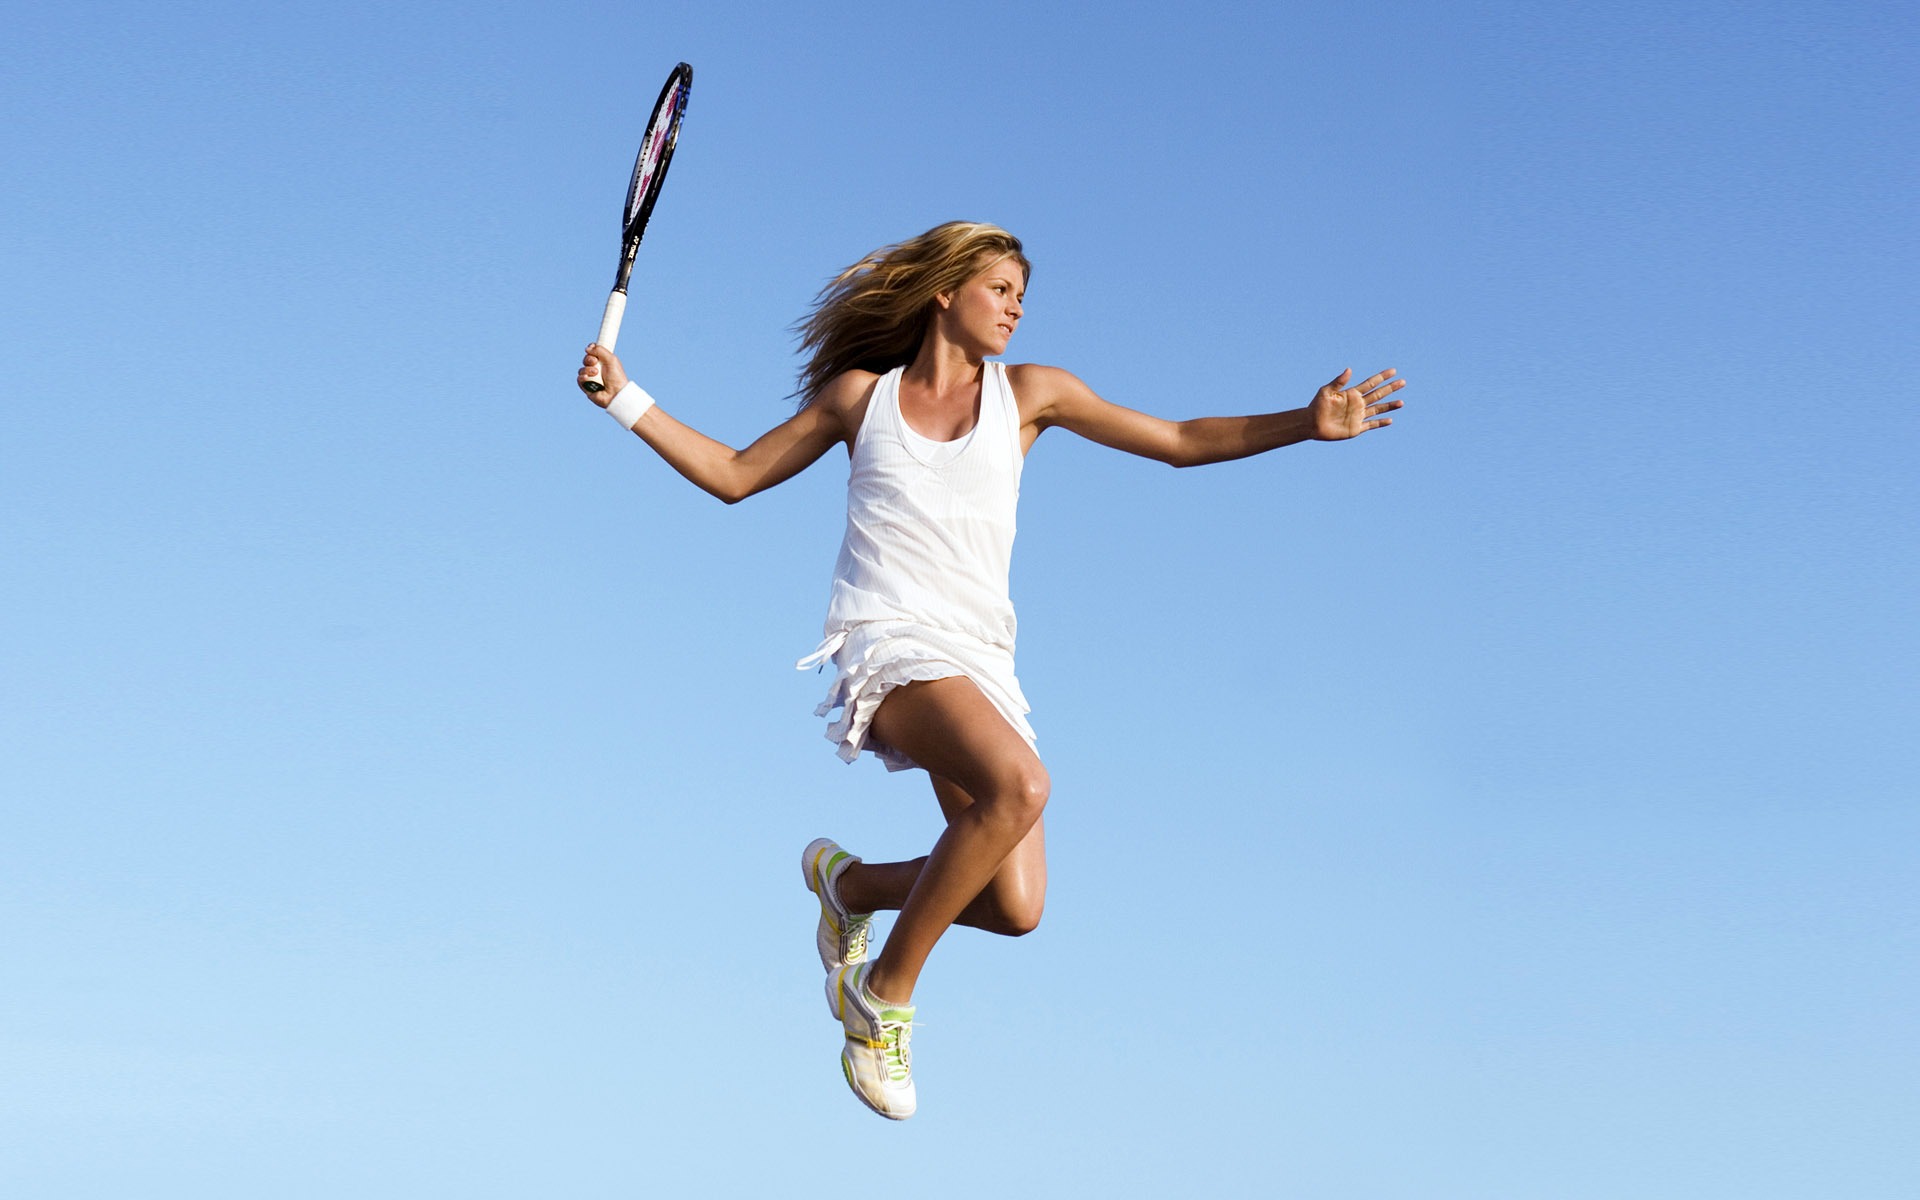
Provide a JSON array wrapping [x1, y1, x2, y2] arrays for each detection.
[[580, 61, 692, 394]]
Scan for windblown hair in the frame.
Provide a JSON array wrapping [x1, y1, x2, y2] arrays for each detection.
[[793, 221, 1031, 409]]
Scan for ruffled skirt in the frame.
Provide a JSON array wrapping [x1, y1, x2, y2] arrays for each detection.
[[796, 621, 1037, 772]]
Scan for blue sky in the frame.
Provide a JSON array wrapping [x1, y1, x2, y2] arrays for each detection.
[[4, 1, 1915, 1196]]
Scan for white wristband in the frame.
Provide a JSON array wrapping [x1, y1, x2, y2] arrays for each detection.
[[605, 380, 655, 430]]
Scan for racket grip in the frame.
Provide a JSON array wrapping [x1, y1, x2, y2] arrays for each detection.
[[580, 290, 628, 394]]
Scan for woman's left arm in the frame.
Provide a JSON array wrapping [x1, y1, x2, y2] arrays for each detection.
[[1017, 364, 1406, 467]]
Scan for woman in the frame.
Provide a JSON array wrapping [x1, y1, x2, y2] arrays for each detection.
[[575, 221, 1405, 1120]]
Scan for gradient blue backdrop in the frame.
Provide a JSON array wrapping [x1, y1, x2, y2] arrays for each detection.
[[4, 1, 1914, 1196]]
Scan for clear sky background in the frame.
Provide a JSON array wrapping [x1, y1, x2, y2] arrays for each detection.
[[4, 1, 1914, 1196]]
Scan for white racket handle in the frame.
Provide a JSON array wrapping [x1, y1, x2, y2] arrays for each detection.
[[596, 290, 627, 351], [580, 290, 628, 393]]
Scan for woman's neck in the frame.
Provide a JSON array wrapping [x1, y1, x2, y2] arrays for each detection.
[[904, 334, 985, 397]]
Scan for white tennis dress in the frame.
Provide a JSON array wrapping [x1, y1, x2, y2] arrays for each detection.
[[795, 362, 1036, 771]]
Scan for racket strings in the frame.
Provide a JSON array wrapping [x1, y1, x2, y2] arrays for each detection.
[[623, 82, 688, 228]]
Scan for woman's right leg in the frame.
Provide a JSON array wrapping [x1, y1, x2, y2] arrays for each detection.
[[838, 778, 1047, 937], [853, 676, 1050, 1006]]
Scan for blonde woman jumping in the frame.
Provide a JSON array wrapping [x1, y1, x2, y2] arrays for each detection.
[[576, 221, 1406, 1120]]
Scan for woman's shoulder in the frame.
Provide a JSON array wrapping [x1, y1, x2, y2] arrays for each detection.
[[815, 367, 886, 407], [1005, 362, 1088, 408], [808, 368, 889, 435], [1005, 362, 1081, 388]]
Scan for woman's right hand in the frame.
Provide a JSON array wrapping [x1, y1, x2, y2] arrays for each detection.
[[578, 343, 630, 403]]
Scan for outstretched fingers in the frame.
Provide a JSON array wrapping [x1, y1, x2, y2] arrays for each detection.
[[1360, 369, 1405, 421], [1356, 368, 1398, 396]]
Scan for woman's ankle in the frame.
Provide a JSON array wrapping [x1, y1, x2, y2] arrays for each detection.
[[865, 961, 914, 1007]]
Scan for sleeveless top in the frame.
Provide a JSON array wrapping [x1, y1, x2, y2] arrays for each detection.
[[816, 362, 1023, 651]]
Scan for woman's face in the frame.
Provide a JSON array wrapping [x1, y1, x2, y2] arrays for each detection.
[[940, 254, 1026, 355]]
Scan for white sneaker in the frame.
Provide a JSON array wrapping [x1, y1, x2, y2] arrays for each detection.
[[825, 962, 916, 1120], [801, 838, 872, 973]]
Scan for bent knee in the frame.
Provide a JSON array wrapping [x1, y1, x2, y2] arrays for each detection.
[[996, 763, 1050, 824], [998, 900, 1044, 937], [990, 870, 1046, 936]]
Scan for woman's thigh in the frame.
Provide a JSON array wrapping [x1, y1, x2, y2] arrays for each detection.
[[868, 675, 1047, 806], [872, 675, 1051, 930]]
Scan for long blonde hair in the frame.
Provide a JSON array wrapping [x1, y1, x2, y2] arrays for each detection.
[[793, 221, 1031, 408]]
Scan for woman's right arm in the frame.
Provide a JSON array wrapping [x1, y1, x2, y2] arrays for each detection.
[[577, 344, 858, 505]]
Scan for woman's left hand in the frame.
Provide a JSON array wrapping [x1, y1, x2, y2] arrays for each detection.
[[1309, 368, 1404, 440]]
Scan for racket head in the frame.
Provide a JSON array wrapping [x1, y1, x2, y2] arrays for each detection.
[[619, 62, 692, 253]]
